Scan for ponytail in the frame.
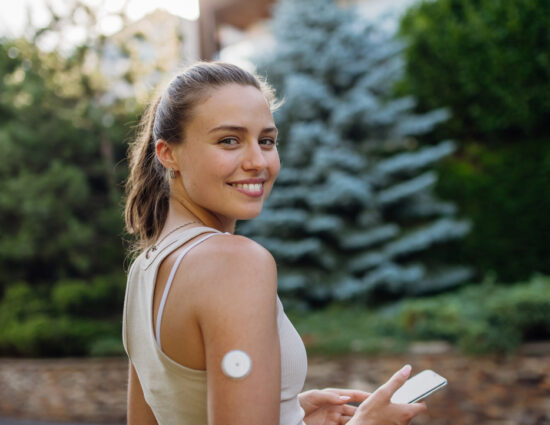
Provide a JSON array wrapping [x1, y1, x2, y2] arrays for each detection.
[[124, 96, 169, 253]]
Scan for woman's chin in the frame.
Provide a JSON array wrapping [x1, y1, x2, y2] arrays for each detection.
[[234, 207, 264, 221]]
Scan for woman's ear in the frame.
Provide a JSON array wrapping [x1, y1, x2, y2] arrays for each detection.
[[155, 139, 178, 172]]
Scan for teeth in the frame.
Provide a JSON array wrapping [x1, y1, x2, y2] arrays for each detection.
[[233, 183, 263, 191]]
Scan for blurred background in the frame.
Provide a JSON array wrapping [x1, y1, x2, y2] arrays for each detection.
[[0, 0, 549, 424]]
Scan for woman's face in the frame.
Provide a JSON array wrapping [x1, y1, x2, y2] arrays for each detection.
[[171, 83, 280, 228]]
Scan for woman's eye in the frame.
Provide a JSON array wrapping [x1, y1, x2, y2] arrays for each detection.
[[259, 138, 276, 147], [219, 138, 238, 145]]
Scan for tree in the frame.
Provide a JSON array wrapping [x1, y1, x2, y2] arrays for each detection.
[[0, 2, 138, 291], [399, 0, 550, 281], [399, 0, 550, 141], [239, 0, 471, 308]]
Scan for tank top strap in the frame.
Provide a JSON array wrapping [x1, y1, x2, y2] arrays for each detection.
[[141, 225, 223, 271]]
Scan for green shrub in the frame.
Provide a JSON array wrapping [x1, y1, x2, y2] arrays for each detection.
[[51, 273, 126, 318], [0, 314, 120, 357], [290, 275, 550, 355], [398, 275, 550, 353], [459, 322, 521, 355], [0, 276, 125, 357], [484, 276, 550, 342], [0, 282, 50, 320], [398, 0, 550, 282], [434, 140, 550, 281], [288, 305, 407, 355], [89, 336, 125, 357], [399, 0, 550, 140]]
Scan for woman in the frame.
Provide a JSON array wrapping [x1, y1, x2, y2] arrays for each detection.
[[123, 62, 427, 425]]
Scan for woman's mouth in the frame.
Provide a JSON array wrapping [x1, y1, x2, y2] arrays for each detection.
[[229, 182, 264, 197]]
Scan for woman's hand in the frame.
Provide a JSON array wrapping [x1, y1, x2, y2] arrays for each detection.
[[348, 365, 428, 425], [299, 388, 370, 425]]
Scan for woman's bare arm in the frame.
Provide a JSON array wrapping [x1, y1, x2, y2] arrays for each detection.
[[127, 362, 158, 425], [190, 235, 281, 425]]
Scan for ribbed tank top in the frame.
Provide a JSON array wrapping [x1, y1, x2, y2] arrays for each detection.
[[122, 226, 308, 425]]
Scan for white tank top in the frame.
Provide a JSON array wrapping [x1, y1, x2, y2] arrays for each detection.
[[122, 226, 308, 425]]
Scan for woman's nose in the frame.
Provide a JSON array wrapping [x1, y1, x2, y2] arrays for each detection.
[[242, 143, 268, 170]]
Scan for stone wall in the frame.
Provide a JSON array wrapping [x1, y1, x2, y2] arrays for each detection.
[[1, 344, 549, 424]]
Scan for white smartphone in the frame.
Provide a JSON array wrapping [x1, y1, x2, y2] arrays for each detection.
[[390, 369, 447, 404]]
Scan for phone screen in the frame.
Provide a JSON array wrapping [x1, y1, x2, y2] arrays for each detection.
[[391, 369, 447, 404]]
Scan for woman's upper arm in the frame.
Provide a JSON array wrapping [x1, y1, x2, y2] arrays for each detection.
[[193, 236, 280, 425], [127, 362, 158, 425]]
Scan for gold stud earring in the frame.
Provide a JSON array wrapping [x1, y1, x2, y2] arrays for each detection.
[[169, 168, 177, 179]]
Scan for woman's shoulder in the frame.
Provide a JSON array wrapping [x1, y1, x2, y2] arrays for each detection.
[[179, 232, 277, 290], [192, 232, 273, 264]]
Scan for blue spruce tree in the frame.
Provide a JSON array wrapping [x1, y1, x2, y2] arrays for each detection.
[[239, 0, 471, 307]]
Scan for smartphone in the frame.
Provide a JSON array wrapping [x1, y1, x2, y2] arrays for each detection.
[[391, 369, 447, 404]]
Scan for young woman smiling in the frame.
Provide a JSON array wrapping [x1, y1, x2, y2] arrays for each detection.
[[123, 62, 427, 425]]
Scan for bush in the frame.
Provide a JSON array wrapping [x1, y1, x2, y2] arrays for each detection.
[[398, 0, 550, 281], [51, 273, 126, 318], [0, 275, 125, 357], [0, 282, 50, 320], [89, 336, 125, 357], [290, 275, 550, 355], [0, 313, 120, 357], [434, 139, 550, 281], [397, 275, 550, 353], [399, 0, 550, 140]]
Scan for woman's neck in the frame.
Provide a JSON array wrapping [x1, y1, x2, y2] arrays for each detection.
[[165, 196, 235, 234]]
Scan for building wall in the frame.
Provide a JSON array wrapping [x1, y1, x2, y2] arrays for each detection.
[[99, 10, 199, 103]]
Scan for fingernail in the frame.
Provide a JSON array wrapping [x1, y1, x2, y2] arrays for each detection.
[[401, 364, 412, 376], [339, 396, 351, 401]]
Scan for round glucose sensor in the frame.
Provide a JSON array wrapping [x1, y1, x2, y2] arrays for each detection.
[[221, 350, 251, 379]]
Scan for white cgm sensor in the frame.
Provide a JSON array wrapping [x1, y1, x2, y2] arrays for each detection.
[[221, 350, 252, 379]]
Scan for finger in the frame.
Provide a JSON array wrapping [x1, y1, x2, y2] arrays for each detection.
[[341, 404, 357, 417], [310, 390, 353, 405], [408, 400, 428, 415], [340, 415, 353, 424], [323, 388, 371, 403], [378, 364, 412, 399]]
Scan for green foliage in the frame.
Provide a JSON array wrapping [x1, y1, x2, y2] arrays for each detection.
[[0, 2, 158, 357], [0, 276, 125, 357], [398, 0, 550, 281], [0, 37, 136, 291], [399, 0, 550, 140], [51, 274, 126, 318], [88, 336, 125, 357], [0, 315, 120, 357], [0, 283, 50, 322], [398, 275, 550, 354], [288, 306, 407, 355], [290, 275, 550, 355], [434, 140, 550, 281]]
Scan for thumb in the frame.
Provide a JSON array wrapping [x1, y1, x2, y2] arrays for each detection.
[[379, 364, 412, 399]]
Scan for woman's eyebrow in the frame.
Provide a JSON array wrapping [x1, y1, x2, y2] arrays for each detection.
[[208, 125, 246, 133], [208, 125, 278, 134]]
